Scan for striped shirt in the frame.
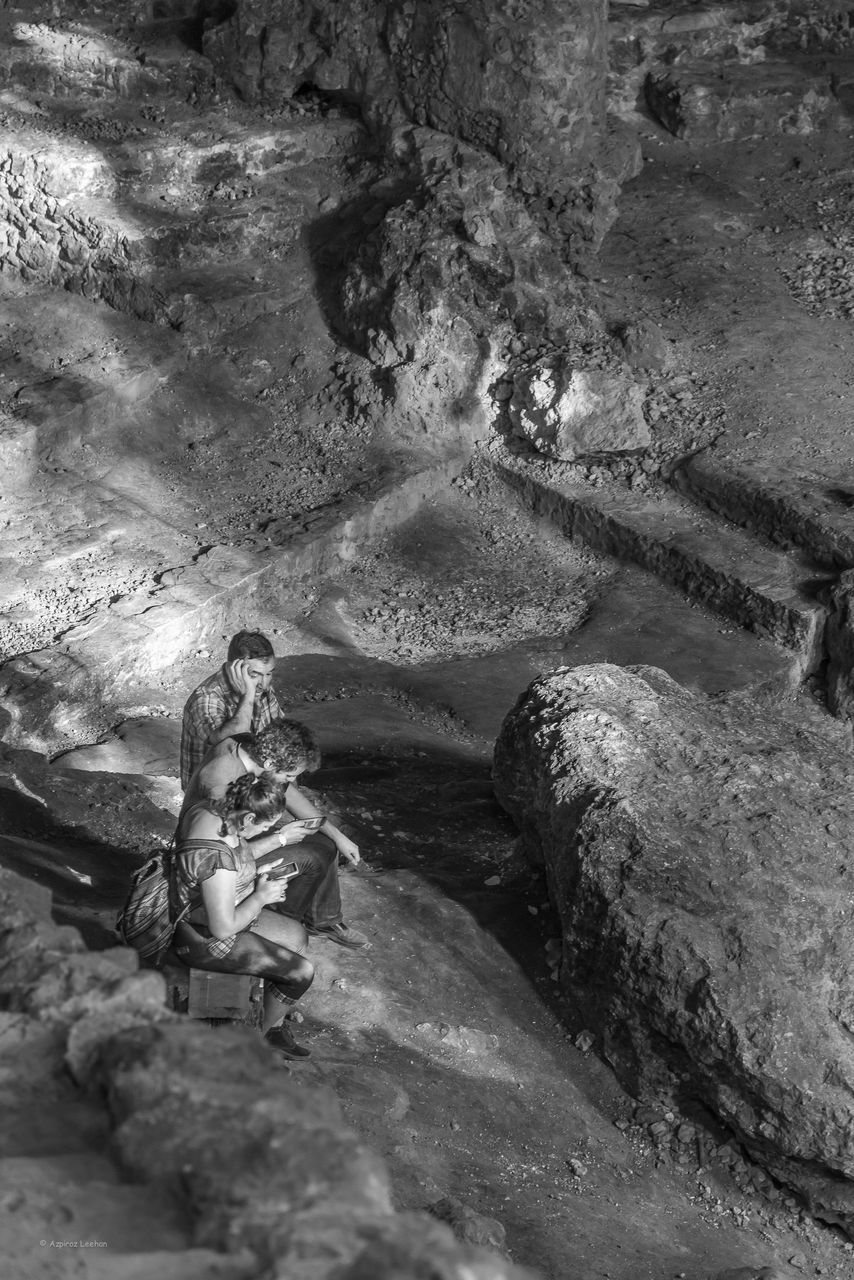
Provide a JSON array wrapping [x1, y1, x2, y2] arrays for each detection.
[[179, 666, 282, 788]]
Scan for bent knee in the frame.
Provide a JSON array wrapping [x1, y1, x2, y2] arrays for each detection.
[[293, 956, 315, 987], [300, 837, 337, 868]]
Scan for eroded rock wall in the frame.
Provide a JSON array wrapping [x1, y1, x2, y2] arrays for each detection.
[[494, 663, 854, 1233], [202, 0, 637, 251]]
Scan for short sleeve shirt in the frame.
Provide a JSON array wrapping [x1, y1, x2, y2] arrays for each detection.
[[171, 803, 258, 918], [179, 665, 283, 788]]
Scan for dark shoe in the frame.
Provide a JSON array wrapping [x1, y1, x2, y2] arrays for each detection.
[[265, 1023, 311, 1059], [305, 921, 371, 950]]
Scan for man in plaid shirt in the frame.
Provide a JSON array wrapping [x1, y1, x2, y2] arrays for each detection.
[[180, 630, 283, 789]]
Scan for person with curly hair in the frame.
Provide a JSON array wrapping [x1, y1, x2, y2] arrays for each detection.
[[170, 771, 316, 1059], [180, 718, 369, 951]]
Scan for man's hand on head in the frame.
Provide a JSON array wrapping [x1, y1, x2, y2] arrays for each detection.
[[227, 658, 248, 694], [229, 659, 261, 699]]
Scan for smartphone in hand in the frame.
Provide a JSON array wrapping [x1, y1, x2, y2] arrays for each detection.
[[262, 860, 300, 881], [298, 817, 325, 831]]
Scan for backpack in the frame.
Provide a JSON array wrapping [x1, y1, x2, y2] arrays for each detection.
[[116, 842, 190, 967]]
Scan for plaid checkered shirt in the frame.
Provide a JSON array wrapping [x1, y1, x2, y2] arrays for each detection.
[[180, 665, 283, 788]]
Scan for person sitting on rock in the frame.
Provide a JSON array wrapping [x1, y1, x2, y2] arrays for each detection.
[[170, 770, 315, 1060], [180, 719, 370, 951], [180, 629, 283, 790]]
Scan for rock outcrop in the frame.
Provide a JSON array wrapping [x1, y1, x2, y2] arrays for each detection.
[[825, 569, 854, 723], [645, 63, 842, 143], [0, 861, 537, 1279], [494, 663, 854, 1233], [508, 358, 648, 460], [609, 1, 851, 141], [330, 128, 609, 451], [202, 0, 640, 250]]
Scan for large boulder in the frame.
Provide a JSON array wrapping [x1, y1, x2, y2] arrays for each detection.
[[508, 358, 648, 460], [493, 663, 854, 1233]]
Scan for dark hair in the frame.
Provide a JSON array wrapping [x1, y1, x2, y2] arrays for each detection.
[[255, 720, 320, 776], [213, 772, 289, 828], [226, 630, 275, 662]]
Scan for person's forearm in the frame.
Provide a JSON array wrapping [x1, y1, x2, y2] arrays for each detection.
[[319, 817, 346, 845], [208, 694, 254, 745], [285, 785, 342, 844], [231, 890, 265, 934], [207, 888, 263, 937], [250, 831, 288, 857], [285, 783, 353, 855], [284, 783, 320, 819]]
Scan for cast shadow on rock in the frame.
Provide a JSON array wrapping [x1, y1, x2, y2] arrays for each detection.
[[0, 784, 150, 949]]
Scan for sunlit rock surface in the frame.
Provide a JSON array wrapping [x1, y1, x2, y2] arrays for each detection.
[[494, 662, 854, 1232], [508, 359, 648, 460]]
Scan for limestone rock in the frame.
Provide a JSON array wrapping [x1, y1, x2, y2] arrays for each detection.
[[646, 61, 842, 143], [333, 1210, 533, 1279], [717, 1269, 793, 1280], [64, 971, 173, 1083], [203, 0, 626, 248], [429, 1195, 508, 1255], [493, 663, 854, 1232], [825, 568, 854, 724], [608, 4, 824, 126], [335, 132, 587, 448], [714, 1264, 794, 1279], [96, 1021, 393, 1252], [508, 360, 649, 460], [52, 716, 182, 776], [616, 317, 673, 373]]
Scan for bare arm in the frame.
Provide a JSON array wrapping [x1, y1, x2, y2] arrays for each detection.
[[200, 867, 288, 938], [248, 820, 331, 857], [207, 692, 254, 745], [286, 783, 361, 866], [207, 660, 261, 745]]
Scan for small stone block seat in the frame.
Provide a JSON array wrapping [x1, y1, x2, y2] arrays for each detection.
[[162, 960, 264, 1028]]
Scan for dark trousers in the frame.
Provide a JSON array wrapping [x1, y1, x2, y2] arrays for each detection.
[[275, 833, 341, 928]]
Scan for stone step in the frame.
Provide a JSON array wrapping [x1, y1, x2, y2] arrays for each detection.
[[493, 457, 829, 676], [673, 454, 854, 569]]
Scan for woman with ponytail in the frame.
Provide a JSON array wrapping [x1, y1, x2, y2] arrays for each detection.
[[170, 771, 316, 1059]]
